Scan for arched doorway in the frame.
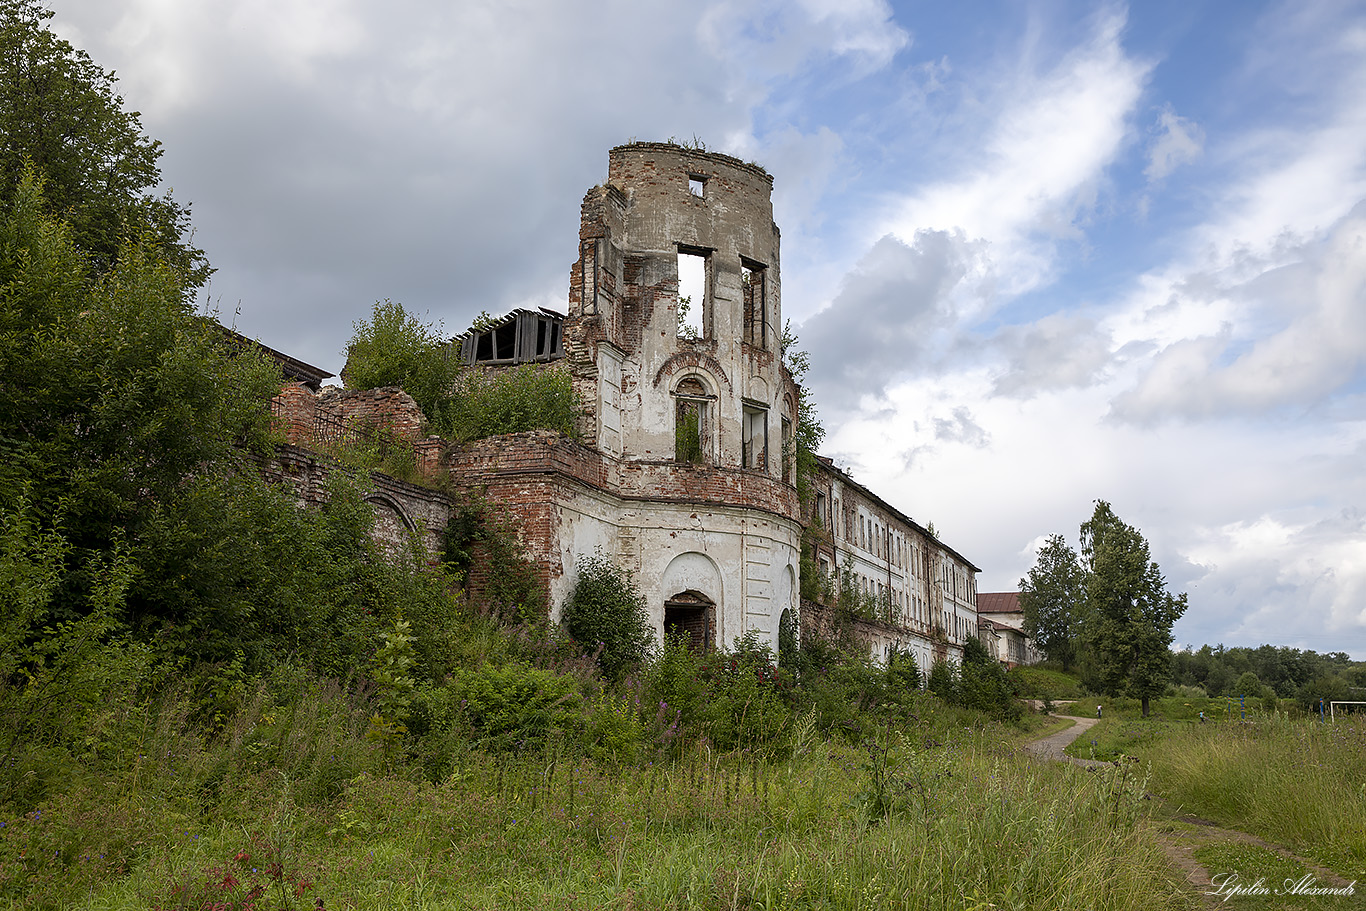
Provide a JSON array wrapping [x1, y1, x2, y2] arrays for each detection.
[[664, 590, 714, 652]]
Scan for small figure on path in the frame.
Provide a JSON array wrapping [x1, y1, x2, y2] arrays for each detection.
[[1097, 705, 1103, 719]]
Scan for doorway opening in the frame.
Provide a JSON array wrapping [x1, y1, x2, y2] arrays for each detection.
[[663, 590, 714, 652]]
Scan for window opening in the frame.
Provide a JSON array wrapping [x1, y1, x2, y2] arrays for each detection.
[[741, 261, 767, 348], [580, 238, 599, 314], [495, 324, 515, 360], [674, 376, 710, 464], [688, 174, 706, 198], [742, 403, 768, 471], [677, 250, 707, 340]]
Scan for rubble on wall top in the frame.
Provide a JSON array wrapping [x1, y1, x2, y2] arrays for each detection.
[[609, 141, 773, 185]]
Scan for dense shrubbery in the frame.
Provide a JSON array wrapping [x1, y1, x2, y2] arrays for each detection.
[[343, 301, 581, 441], [443, 362, 580, 441], [441, 493, 549, 623], [560, 552, 654, 682], [343, 300, 462, 419]]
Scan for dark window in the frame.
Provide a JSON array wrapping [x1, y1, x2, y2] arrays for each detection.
[[742, 404, 768, 471], [665, 591, 713, 651], [742, 260, 767, 348]]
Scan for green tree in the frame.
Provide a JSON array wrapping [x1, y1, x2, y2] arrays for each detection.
[[561, 552, 654, 682], [1018, 533, 1085, 670], [0, 0, 208, 287], [1233, 671, 1263, 698], [780, 320, 826, 505], [0, 172, 279, 619], [343, 299, 460, 420], [1079, 501, 1187, 717]]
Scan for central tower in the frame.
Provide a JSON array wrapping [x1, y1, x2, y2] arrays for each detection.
[[566, 142, 794, 479], [550, 142, 801, 651]]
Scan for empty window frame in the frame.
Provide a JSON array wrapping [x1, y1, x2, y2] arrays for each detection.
[[579, 238, 599, 314], [741, 403, 768, 471], [814, 491, 827, 528], [741, 260, 767, 348], [688, 174, 706, 198], [674, 376, 712, 464], [677, 247, 708, 340]]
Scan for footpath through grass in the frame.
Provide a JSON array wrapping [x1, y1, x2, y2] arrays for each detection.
[[1063, 696, 1366, 885]]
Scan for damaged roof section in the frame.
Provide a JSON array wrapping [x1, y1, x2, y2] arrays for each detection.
[[218, 325, 335, 392], [457, 308, 565, 366]]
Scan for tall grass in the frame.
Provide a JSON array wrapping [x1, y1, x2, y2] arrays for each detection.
[[0, 680, 1198, 911], [1133, 714, 1366, 878]]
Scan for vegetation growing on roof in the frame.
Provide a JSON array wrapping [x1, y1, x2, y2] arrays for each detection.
[[344, 301, 581, 442]]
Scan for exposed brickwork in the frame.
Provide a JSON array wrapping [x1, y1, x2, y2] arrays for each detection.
[[270, 382, 447, 483], [317, 386, 426, 442]]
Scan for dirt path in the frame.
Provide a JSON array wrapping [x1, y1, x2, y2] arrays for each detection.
[[1024, 717, 1356, 910], [1021, 714, 1110, 768]]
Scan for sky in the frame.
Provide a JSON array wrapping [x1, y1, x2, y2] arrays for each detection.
[[47, 0, 1366, 658]]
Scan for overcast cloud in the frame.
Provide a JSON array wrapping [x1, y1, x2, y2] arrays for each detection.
[[47, 0, 1366, 657]]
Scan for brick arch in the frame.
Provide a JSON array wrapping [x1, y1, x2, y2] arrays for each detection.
[[365, 492, 417, 560], [653, 351, 732, 392]]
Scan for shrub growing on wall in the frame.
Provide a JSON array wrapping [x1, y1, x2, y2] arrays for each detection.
[[561, 552, 653, 682], [442, 363, 580, 441], [344, 300, 461, 422]]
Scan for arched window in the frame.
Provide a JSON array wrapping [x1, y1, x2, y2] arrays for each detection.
[[673, 375, 713, 463]]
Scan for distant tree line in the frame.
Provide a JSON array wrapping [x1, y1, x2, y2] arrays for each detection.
[[1171, 643, 1365, 710]]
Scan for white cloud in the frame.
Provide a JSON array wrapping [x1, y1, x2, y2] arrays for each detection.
[[881, 7, 1149, 296], [1145, 105, 1203, 181], [990, 313, 1114, 397], [801, 230, 991, 409], [1112, 201, 1366, 421]]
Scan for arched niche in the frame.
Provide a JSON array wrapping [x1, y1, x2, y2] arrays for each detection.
[[661, 551, 723, 652]]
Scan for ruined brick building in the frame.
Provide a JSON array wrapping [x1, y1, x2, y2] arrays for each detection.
[[274, 141, 980, 664], [452, 143, 803, 652]]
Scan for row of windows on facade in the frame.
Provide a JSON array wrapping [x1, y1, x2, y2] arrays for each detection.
[[813, 490, 959, 585], [673, 376, 793, 479], [841, 570, 976, 643]]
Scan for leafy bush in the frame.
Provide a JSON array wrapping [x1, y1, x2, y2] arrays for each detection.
[[343, 300, 460, 420], [792, 638, 888, 741], [926, 659, 957, 704], [642, 634, 791, 757], [957, 636, 1022, 721], [885, 650, 921, 697], [561, 552, 653, 682], [442, 362, 580, 441], [433, 662, 585, 753]]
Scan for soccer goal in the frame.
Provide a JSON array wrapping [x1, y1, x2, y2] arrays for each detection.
[[1329, 701, 1366, 721]]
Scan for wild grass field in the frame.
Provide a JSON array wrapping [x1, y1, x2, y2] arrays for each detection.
[[1, 673, 1198, 911], [1062, 694, 1366, 887]]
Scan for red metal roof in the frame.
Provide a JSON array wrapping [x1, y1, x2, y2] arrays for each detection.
[[976, 592, 1020, 614]]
